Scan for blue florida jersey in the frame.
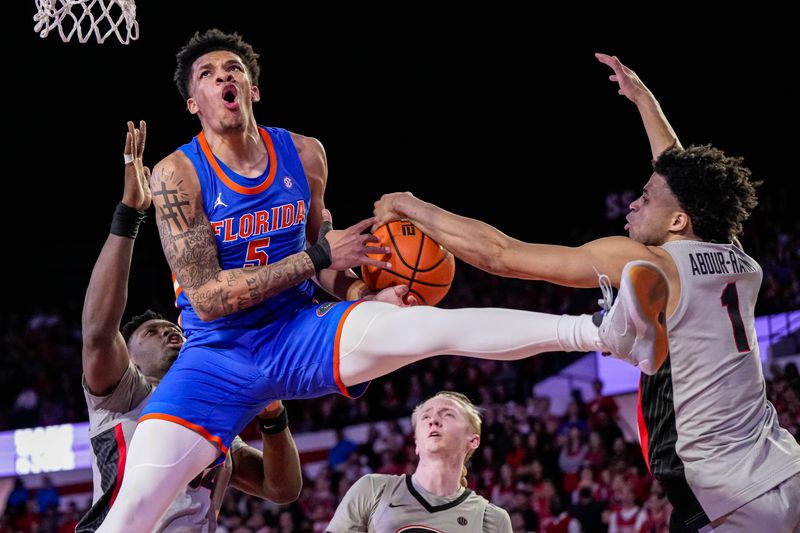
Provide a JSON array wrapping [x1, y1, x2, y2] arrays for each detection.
[[174, 126, 314, 332]]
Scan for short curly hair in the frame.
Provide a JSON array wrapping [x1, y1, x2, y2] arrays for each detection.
[[654, 144, 760, 243], [121, 310, 168, 343], [174, 29, 261, 101]]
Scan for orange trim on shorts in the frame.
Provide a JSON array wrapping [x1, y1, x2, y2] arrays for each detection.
[[197, 127, 277, 195], [138, 413, 229, 456], [333, 301, 366, 397]]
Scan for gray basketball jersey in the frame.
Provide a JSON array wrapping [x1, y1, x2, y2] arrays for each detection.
[[77, 363, 241, 532], [640, 241, 800, 523], [327, 473, 511, 532]]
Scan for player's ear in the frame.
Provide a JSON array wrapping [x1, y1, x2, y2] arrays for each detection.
[[187, 98, 199, 115], [468, 434, 480, 450], [670, 210, 690, 233], [251, 86, 260, 103]]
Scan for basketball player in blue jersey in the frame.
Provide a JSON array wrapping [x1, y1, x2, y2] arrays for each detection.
[[373, 54, 800, 531], [328, 391, 512, 532], [97, 33, 670, 531], [82, 121, 301, 532]]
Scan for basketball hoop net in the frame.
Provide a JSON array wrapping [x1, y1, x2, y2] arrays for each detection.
[[33, 0, 139, 44]]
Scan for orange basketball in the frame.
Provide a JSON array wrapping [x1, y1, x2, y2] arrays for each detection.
[[362, 220, 456, 305]]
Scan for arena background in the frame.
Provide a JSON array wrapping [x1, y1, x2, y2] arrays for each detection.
[[4, 3, 798, 531]]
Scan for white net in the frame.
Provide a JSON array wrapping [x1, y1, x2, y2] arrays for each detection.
[[33, 0, 139, 44]]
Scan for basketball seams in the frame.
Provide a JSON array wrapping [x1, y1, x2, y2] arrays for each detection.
[[406, 232, 426, 298], [408, 287, 426, 305], [386, 224, 420, 272], [414, 248, 450, 273], [362, 221, 455, 305]]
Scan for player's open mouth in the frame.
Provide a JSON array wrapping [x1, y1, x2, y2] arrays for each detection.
[[166, 333, 184, 346], [428, 431, 441, 438], [222, 84, 238, 110]]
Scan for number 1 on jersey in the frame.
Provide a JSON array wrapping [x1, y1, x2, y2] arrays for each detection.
[[720, 282, 750, 352]]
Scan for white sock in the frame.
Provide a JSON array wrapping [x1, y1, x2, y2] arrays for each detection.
[[555, 314, 604, 353]]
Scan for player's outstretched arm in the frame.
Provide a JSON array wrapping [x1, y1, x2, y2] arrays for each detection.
[[82, 121, 149, 395], [595, 53, 682, 158], [374, 192, 656, 288]]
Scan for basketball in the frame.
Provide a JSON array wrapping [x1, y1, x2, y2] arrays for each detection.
[[362, 221, 456, 305]]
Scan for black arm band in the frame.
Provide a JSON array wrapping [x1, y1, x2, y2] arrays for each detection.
[[257, 408, 289, 435], [110, 202, 146, 239], [305, 239, 332, 272]]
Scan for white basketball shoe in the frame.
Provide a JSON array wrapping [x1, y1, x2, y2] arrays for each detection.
[[596, 260, 669, 375]]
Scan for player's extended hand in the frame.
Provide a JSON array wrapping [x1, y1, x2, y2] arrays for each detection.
[[122, 120, 152, 211], [595, 53, 652, 104], [372, 192, 415, 231], [369, 285, 419, 307], [321, 210, 392, 271]]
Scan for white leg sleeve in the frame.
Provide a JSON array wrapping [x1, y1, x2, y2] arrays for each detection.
[[96, 419, 220, 532], [338, 302, 601, 387]]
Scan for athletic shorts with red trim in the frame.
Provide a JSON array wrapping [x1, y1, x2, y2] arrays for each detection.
[[140, 300, 367, 454]]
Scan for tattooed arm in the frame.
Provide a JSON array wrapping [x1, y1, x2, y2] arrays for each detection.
[[151, 151, 387, 322], [151, 152, 316, 322]]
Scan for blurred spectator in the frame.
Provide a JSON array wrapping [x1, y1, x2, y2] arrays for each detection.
[[639, 490, 671, 533], [328, 428, 358, 472], [588, 379, 619, 430], [558, 427, 588, 493], [35, 476, 60, 514], [58, 501, 82, 533], [507, 491, 539, 532], [607, 483, 645, 533], [569, 486, 604, 533], [5, 478, 29, 520], [539, 495, 580, 533]]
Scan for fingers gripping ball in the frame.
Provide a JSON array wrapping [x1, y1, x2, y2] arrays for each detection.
[[362, 221, 455, 305]]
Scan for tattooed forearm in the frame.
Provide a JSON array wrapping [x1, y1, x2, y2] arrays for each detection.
[[232, 254, 315, 311], [192, 286, 234, 319], [189, 254, 314, 321]]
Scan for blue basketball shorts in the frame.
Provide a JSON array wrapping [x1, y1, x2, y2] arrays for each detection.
[[139, 300, 367, 454]]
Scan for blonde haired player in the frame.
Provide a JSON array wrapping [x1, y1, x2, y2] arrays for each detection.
[[327, 392, 511, 532]]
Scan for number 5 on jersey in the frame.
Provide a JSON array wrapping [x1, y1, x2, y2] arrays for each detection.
[[245, 237, 271, 267]]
